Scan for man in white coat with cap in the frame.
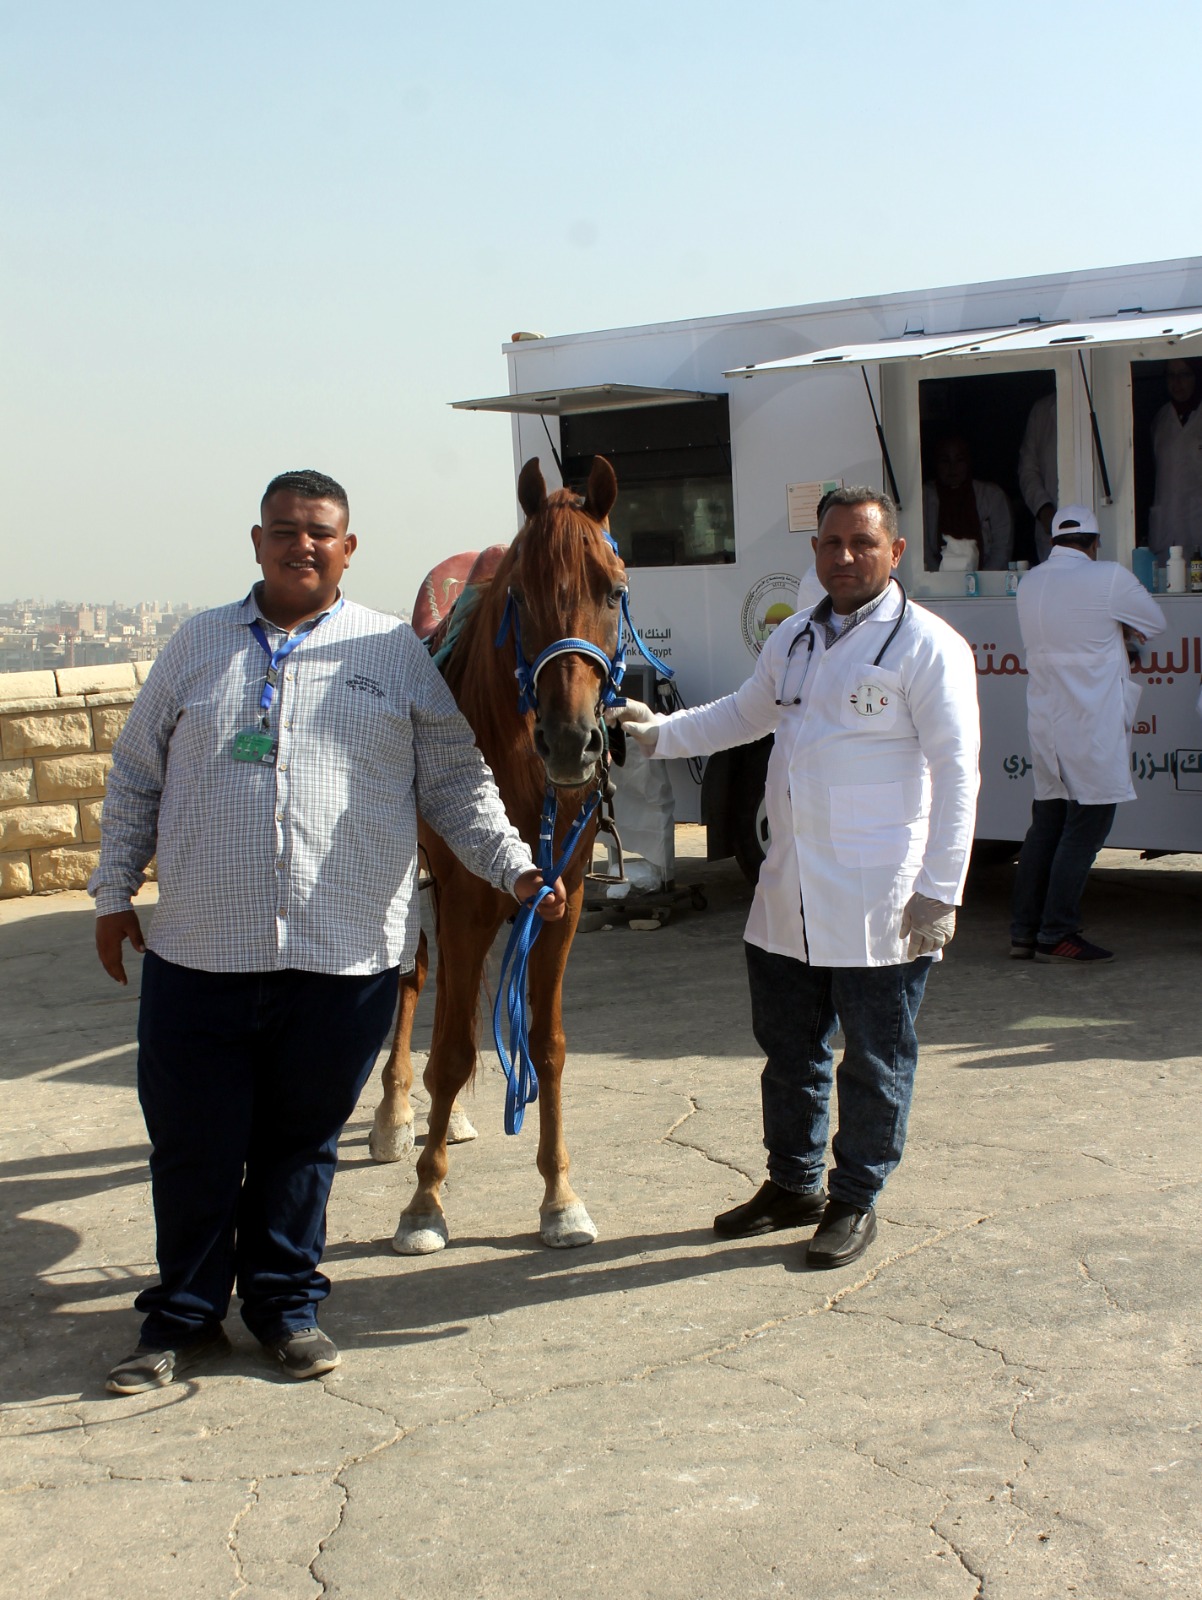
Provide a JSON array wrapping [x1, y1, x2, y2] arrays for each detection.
[[610, 488, 980, 1269], [1010, 504, 1165, 964]]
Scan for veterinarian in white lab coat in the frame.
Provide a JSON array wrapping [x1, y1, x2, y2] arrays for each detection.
[[611, 488, 980, 1271]]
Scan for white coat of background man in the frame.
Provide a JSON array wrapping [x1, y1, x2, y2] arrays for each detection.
[[1010, 505, 1165, 964], [610, 488, 980, 1270]]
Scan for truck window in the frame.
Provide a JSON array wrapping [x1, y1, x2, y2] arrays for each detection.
[[1131, 355, 1202, 565], [560, 397, 734, 567], [918, 370, 1056, 571]]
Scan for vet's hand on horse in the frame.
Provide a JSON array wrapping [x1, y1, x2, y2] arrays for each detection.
[[514, 870, 568, 922], [899, 892, 956, 959], [603, 700, 664, 751], [96, 909, 147, 985]]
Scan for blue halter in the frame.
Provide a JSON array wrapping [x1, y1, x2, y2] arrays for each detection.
[[493, 530, 674, 715]]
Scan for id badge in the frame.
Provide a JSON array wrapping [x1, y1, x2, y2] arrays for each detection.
[[230, 728, 276, 764]]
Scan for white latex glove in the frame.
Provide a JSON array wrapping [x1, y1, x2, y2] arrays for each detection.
[[604, 700, 665, 752], [899, 892, 957, 959]]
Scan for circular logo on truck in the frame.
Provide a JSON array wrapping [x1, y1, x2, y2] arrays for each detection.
[[741, 574, 799, 656]]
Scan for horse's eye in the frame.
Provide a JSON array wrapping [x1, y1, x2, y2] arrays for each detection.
[[607, 584, 628, 609]]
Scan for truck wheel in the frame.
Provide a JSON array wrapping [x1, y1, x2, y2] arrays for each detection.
[[732, 738, 773, 884]]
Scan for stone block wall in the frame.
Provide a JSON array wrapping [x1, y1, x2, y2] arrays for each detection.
[[0, 662, 154, 898]]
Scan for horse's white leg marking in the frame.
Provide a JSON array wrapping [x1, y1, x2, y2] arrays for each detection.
[[446, 1100, 478, 1144], [369, 1114, 415, 1163], [391, 1209, 450, 1255], [539, 1200, 598, 1248]]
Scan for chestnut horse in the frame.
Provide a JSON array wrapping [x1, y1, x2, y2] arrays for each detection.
[[370, 455, 627, 1253]]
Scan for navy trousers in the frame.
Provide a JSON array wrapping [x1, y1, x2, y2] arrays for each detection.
[[1010, 798, 1117, 946], [134, 951, 398, 1348], [745, 942, 932, 1211]]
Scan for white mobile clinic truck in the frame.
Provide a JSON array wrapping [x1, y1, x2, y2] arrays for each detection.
[[454, 256, 1202, 876]]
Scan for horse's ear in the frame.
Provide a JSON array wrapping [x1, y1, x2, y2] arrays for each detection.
[[517, 458, 546, 518], [583, 455, 618, 524]]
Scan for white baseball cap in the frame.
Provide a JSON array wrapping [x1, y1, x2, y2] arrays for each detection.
[[1051, 504, 1099, 539]]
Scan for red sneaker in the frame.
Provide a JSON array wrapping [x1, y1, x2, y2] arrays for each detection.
[[1034, 935, 1114, 964]]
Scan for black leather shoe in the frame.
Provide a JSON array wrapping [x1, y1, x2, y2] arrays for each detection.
[[713, 1179, 827, 1238], [805, 1200, 878, 1268]]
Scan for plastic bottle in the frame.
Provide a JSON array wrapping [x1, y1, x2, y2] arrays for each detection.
[[1190, 550, 1202, 593], [1168, 546, 1187, 594], [1005, 563, 1019, 596], [1132, 546, 1155, 592], [964, 572, 979, 597]]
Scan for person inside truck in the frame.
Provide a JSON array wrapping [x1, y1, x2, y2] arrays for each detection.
[[1148, 358, 1202, 562], [922, 434, 1013, 572], [609, 488, 980, 1271], [1017, 393, 1058, 563]]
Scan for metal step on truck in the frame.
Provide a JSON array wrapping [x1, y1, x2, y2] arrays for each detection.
[[455, 256, 1202, 878]]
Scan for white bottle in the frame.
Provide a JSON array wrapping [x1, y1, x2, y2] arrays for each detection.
[[1168, 545, 1187, 594]]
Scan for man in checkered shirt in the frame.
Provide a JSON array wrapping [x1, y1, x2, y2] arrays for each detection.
[[91, 469, 564, 1394]]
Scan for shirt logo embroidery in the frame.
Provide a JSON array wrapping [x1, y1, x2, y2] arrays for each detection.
[[346, 674, 385, 698], [849, 682, 889, 717]]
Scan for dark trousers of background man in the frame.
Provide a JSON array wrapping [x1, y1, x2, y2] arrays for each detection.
[[133, 952, 399, 1349], [1010, 798, 1117, 946]]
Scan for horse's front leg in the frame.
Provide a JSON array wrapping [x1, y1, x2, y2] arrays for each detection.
[[527, 886, 597, 1248], [391, 903, 501, 1256], [369, 930, 428, 1162]]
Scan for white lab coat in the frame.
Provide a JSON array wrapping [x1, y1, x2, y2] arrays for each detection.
[[922, 480, 1013, 571], [1148, 402, 1202, 559], [653, 582, 980, 966], [1017, 547, 1166, 805], [1017, 393, 1058, 564]]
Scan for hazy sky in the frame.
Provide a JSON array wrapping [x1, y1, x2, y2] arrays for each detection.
[[5, 0, 1200, 614]]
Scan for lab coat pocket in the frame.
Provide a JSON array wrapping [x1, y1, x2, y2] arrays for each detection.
[[828, 781, 913, 868], [838, 664, 903, 732], [1121, 675, 1142, 733]]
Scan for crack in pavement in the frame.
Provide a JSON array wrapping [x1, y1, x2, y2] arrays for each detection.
[[226, 1476, 259, 1599], [660, 1096, 759, 1181], [931, 1497, 987, 1598], [1076, 1257, 1125, 1314]]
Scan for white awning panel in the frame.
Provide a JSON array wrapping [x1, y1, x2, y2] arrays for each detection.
[[936, 309, 1202, 358], [451, 383, 721, 415], [723, 325, 1044, 377]]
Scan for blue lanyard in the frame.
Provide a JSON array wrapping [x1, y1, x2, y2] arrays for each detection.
[[248, 596, 344, 726]]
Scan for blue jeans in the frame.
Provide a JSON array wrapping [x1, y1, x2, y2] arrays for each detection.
[[744, 943, 932, 1212], [1010, 798, 1116, 946], [134, 952, 398, 1348]]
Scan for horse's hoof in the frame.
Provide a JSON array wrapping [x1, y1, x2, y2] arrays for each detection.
[[540, 1202, 598, 1249], [446, 1106, 478, 1144], [391, 1212, 449, 1255], [368, 1118, 415, 1163]]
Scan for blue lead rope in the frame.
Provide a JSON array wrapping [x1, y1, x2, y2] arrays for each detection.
[[492, 786, 602, 1134]]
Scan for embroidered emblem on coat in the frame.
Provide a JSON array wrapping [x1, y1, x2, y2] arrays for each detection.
[[849, 682, 890, 717]]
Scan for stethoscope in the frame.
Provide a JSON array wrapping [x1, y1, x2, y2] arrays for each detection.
[[775, 582, 908, 707]]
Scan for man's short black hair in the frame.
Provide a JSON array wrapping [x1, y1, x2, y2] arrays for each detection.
[[817, 485, 899, 542], [261, 470, 349, 515], [1052, 531, 1099, 553]]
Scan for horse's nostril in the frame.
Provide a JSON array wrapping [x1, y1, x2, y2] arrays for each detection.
[[585, 726, 604, 757], [533, 727, 551, 760]]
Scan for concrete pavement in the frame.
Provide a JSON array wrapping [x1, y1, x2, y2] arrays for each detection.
[[2, 829, 1200, 1598]]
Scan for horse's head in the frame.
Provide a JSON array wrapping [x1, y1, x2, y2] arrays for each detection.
[[508, 455, 627, 789]]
